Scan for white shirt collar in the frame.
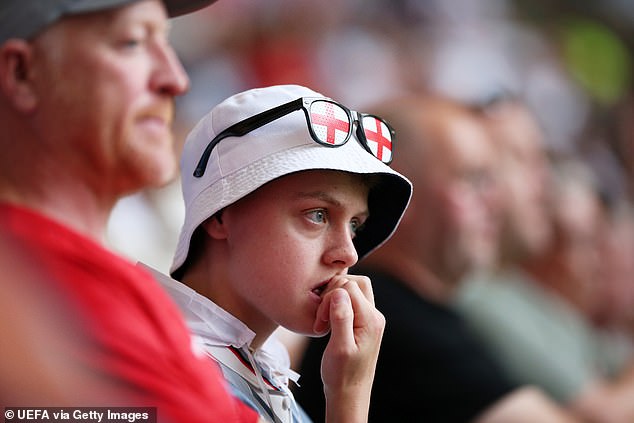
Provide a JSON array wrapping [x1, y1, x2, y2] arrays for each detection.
[[139, 263, 299, 386]]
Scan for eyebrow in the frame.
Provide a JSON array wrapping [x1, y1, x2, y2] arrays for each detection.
[[294, 191, 370, 217]]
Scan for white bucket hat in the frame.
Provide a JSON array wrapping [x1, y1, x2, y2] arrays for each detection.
[[171, 84, 412, 277]]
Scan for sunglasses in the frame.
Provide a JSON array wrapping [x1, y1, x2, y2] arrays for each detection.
[[193, 97, 395, 177]]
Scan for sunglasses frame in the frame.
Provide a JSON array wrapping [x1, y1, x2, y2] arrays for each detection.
[[193, 97, 395, 177]]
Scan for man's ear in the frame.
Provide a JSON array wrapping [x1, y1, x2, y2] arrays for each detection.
[[201, 213, 228, 240], [0, 40, 38, 113]]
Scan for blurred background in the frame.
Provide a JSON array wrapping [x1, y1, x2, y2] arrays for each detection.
[[106, 0, 634, 276]]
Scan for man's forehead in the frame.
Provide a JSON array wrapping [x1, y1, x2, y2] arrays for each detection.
[[26, 2, 168, 53]]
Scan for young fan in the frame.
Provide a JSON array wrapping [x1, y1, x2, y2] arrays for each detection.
[[144, 84, 411, 423]]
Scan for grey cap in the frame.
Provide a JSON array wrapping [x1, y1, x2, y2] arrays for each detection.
[[0, 0, 217, 44]]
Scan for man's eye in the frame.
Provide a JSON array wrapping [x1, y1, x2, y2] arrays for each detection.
[[350, 219, 365, 236], [121, 39, 141, 48], [306, 210, 327, 224]]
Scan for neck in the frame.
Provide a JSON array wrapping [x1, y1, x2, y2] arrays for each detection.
[[0, 112, 122, 243], [0, 171, 115, 243]]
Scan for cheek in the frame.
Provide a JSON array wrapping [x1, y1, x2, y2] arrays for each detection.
[[230, 222, 304, 275], [446, 187, 486, 232], [230, 236, 312, 312], [56, 70, 134, 142], [445, 193, 498, 260], [41, 79, 117, 171], [105, 75, 179, 185]]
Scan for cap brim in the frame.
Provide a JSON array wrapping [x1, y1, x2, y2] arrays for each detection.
[[66, 0, 217, 17], [1, 0, 217, 44], [163, 0, 218, 17]]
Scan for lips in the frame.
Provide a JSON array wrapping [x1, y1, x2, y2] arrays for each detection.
[[311, 280, 330, 297], [138, 104, 173, 127], [139, 114, 170, 127]]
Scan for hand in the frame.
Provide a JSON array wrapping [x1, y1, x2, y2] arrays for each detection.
[[314, 274, 385, 423]]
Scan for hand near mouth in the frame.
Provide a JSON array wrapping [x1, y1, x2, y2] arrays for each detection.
[[314, 274, 385, 423]]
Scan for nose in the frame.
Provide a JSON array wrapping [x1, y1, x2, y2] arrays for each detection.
[[323, 227, 359, 269], [150, 40, 190, 97]]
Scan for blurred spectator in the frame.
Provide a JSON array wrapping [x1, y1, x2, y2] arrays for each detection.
[[593, 202, 634, 333], [591, 200, 634, 384], [456, 100, 634, 423], [296, 93, 574, 422], [0, 0, 260, 420]]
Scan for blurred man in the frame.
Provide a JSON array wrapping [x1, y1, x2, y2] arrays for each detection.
[[456, 100, 634, 423], [0, 1, 259, 421]]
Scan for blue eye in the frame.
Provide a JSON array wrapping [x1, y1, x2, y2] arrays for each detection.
[[307, 210, 327, 224], [350, 219, 365, 236]]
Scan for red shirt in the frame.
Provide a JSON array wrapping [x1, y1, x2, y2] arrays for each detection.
[[0, 203, 258, 423]]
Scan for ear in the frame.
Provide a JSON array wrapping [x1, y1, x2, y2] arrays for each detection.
[[201, 213, 228, 240], [0, 40, 38, 113]]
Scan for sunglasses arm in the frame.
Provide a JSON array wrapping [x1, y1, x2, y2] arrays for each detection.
[[193, 98, 304, 177]]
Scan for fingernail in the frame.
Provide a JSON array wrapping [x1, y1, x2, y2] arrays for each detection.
[[332, 290, 350, 305]]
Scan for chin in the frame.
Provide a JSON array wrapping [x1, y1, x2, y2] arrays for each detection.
[[154, 168, 178, 188], [282, 317, 321, 338], [142, 155, 179, 187]]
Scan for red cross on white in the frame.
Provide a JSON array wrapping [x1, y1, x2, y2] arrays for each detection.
[[310, 101, 350, 145], [362, 116, 392, 162]]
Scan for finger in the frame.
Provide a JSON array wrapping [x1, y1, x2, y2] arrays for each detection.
[[313, 294, 331, 335], [325, 288, 355, 349], [333, 281, 385, 350], [322, 275, 350, 296], [317, 279, 373, 334], [346, 275, 375, 305], [336, 280, 373, 328], [325, 275, 374, 306], [313, 277, 351, 334], [313, 276, 375, 335]]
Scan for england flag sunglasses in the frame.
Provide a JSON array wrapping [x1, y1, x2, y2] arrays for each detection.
[[193, 97, 395, 177]]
